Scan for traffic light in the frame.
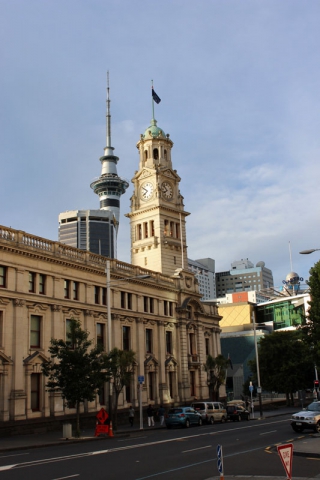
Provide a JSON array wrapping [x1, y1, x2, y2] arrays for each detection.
[[314, 380, 319, 390]]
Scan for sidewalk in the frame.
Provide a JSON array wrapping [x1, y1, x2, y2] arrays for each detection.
[[0, 406, 319, 462]]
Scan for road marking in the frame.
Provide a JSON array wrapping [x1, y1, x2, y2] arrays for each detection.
[[182, 445, 212, 453], [0, 452, 29, 458], [260, 430, 277, 435], [0, 418, 290, 471], [52, 476, 79, 479]]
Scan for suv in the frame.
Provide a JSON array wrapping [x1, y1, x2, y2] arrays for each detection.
[[191, 401, 226, 424], [291, 401, 320, 433], [226, 403, 250, 422]]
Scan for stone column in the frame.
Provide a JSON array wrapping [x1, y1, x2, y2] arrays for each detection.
[[176, 320, 189, 402]]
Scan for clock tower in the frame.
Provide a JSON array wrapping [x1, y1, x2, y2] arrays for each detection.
[[126, 116, 189, 276]]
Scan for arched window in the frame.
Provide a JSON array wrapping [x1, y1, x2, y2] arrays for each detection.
[[153, 148, 159, 160], [164, 149, 167, 160], [144, 150, 148, 160]]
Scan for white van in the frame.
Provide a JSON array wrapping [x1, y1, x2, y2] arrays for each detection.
[[191, 401, 226, 424]]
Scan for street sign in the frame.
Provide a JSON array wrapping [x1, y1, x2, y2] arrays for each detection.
[[277, 443, 293, 480], [249, 385, 253, 392], [138, 375, 144, 384], [216, 444, 224, 476]]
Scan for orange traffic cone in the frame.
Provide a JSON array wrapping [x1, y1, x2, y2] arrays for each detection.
[[108, 420, 114, 437]]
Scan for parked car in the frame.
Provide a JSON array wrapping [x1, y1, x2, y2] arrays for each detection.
[[291, 401, 320, 433], [191, 401, 227, 424], [226, 403, 250, 421], [165, 407, 203, 428]]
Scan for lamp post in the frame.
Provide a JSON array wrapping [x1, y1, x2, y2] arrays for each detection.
[[252, 311, 263, 418], [105, 259, 150, 430]]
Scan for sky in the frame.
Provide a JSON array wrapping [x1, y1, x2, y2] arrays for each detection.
[[1, 0, 320, 289]]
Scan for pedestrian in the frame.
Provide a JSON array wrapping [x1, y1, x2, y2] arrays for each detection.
[[158, 405, 165, 426], [129, 405, 134, 427], [147, 404, 155, 427]]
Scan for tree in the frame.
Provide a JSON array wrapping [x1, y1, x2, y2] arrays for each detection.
[[248, 330, 314, 405], [42, 319, 110, 437], [204, 354, 230, 401], [300, 260, 320, 368], [108, 347, 136, 430]]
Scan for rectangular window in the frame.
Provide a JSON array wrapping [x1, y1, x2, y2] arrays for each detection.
[[73, 281, 79, 301], [166, 331, 172, 354], [64, 280, 70, 299], [102, 287, 106, 305], [94, 286, 100, 304], [121, 291, 126, 309], [137, 224, 142, 240], [96, 323, 105, 349], [190, 371, 196, 397], [66, 319, 75, 349], [164, 301, 168, 316], [168, 371, 174, 398], [144, 222, 148, 238], [123, 326, 130, 351], [30, 315, 41, 348], [146, 328, 153, 353], [125, 384, 131, 403], [39, 274, 45, 295], [150, 220, 155, 236], [205, 338, 209, 356], [144, 296, 148, 313], [31, 373, 40, 411], [149, 297, 154, 314], [189, 333, 196, 355], [0, 266, 6, 288], [148, 372, 154, 400], [127, 293, 132, 310], [29, 272, 36, 293]]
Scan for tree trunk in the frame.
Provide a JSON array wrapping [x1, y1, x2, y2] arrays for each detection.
[[75, 402, 81, 437]]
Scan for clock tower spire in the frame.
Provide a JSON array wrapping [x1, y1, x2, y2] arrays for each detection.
[[126, 93, 189, 276]]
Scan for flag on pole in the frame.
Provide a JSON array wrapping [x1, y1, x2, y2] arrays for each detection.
[[152, 87, 161, 104]]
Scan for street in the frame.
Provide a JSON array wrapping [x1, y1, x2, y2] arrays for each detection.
[[0, 414, 318, 479]]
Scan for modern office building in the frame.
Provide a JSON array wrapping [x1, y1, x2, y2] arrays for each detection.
[[188, 258, 216, 300], [59, 75, 128, 257], [216, 259, 274, 297], [58, 210, 114, 258]]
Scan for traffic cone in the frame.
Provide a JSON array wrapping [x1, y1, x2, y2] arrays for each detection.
[[108, 420, 114, 437]]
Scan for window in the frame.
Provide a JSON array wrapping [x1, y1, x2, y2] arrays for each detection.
[[66, 319, 75, 348], [137, 224, 142, 240], [64, 280, 70, 299], [144, 296, 154, 313], [121, 292, 132, 310], [148, 372, 154, 400], [39, 274, 45, 295], [123, 326, 130, 351], [0, 266, 6, 288], [144, 222, 148, 238], [164, 301, 173, 316], [73, 281, 79, 300], [30, 315, 41, 348], [146, 329, 153, 353], [94, 286, 100, 304], [166, 331, 172, 354], [168, 371, 174, 398], [205, 338, 209, 356], [190, 371, 196, 397], [150, 220, 155, 237], [31, 373, 40, 411], [102, 287, 106, 305], [125, 384, 131, 403], [153, 148, 159, 160], [189, 333, 196, 355], [29, 272, 36, 293], [96, 323, 105, 349]]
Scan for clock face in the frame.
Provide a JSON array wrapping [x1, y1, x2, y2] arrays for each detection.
[[141, 182, 154, 200], [161, 181, 173, 199]]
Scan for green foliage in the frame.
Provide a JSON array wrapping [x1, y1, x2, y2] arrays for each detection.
[[248, 330, 314, 396], [300, 260, 320, 366], [204, 354, 230, 400], [42, 318, 110, 435]]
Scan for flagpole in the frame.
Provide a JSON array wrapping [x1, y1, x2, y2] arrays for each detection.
[[151, 79, 155, 119]]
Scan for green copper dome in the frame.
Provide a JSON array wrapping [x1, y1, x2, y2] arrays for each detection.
[[143, 119, 165, 139]]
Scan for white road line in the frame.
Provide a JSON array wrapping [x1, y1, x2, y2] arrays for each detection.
[[52, 475, 79, 479], [182, 445, 212, 453], [260, 430, 277, 435], [0, 464, 17, 471], [0, 452, 29, 458]]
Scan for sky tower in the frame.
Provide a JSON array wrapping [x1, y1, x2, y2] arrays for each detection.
[[90, 73, 129, 230], [59, 74, 128, 258]]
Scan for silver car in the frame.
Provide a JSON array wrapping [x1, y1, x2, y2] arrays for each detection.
[[291, 401, 320, 433]]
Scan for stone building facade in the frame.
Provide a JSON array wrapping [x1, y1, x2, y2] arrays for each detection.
[[0, 226, 221, 422]]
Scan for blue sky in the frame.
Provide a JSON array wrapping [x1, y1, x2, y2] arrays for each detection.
[[1, 0, 320, 288]]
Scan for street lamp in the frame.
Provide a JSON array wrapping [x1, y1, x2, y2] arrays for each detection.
[[106, 259, 150, 430], [299, 249, 320, 254]]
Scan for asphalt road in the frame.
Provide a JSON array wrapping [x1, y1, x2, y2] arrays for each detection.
[[0, 414, 318, 480]]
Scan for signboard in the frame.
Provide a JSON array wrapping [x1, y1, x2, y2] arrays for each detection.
[[249, 385, 253, 392], [94, 408, 109, 437], [277, 443, 293, 480], [217, 444, 224, 476], [138, 375, 145, 384]]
